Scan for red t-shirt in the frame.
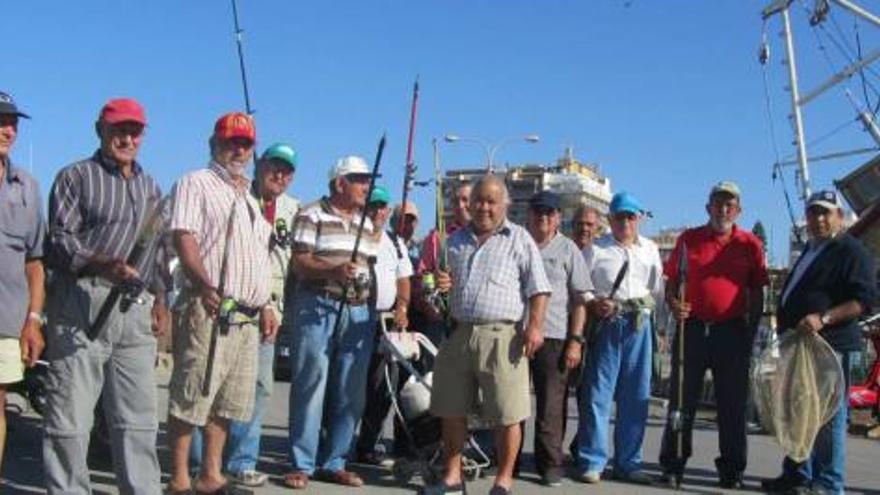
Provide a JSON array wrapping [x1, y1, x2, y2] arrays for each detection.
[[664, 225, 769, 322]]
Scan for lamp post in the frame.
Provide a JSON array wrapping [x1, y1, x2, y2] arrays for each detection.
[[443, 133, 540, 173]]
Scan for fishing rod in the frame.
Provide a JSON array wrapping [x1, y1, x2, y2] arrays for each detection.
[[396, 76, 420, 235], [231, 0, 254, 117]]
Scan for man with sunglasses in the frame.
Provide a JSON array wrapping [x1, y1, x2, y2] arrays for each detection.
[[0, 91, 46, 478], [762, 190, 875, 495], [43, 98, 168, 494], [522, 191, 591, 487], [284, 156, 380, 489], [166, 112, 277, 494], [658, 181, 769, 489], [187, 142, 300, 487], [575, 191, 663, 486]]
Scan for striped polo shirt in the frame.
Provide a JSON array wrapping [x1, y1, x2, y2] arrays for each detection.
[[291, 197, 379, 302], [46, 151, 165, 290], [169, 161, 272, 308]]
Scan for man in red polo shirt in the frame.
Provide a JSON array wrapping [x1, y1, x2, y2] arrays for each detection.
[[657, 181, 769, 489]]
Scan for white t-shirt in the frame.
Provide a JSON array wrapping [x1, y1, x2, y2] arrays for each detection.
[[374, 231, 414, 311]]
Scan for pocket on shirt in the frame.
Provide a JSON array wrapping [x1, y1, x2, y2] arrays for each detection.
[[0, 205, 28, 252], [489, 264, 517, 288]]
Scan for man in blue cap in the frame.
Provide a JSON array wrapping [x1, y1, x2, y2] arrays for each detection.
[[575, 191, 664, 485], [0, 91, 46, 476]]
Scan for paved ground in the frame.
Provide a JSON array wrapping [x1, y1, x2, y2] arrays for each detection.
[[3, 368, 879, 495]]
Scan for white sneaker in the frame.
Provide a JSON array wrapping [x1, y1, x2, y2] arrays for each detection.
[[577, 470, 601, 484], [230, 469, 268, 487]]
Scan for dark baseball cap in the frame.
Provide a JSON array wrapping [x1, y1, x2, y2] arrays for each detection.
[[529, 190, 561, 210], [0, 91, 30, 119]]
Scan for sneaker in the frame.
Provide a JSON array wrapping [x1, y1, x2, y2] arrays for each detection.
[[719, 473, 745, 489], [575, 470, 601, 484], [230, 469, 268, 487], [761, 474, 807, 493], [488, 485, 511, 495], [421, 481, 467, 495], [656, 471, 682, 489], [541, 470, 563, 487], [610, 470, 652, 485]]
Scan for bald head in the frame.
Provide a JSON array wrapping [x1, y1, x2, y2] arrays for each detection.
[[470, 174, 509, 234]]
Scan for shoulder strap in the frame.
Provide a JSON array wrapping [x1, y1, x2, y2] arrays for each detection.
[[387, 230, 403, 259]]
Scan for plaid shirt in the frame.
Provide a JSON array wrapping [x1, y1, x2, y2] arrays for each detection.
[[447, 219, 551, 323]]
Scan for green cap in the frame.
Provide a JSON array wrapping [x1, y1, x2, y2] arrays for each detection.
[[369, 185, 391, 205], [260, 143, 298, 169]]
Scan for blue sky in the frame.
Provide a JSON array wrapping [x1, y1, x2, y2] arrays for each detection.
[[5, 0, 880, 265]]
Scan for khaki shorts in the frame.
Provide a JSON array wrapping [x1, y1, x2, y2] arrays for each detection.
[[0, 338, 24, 385], [168, 296, 258, 426], [430, 322, 530, 427]]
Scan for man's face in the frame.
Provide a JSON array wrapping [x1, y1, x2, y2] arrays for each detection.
[[257, 158, 294, 200], [706, 193, 741, 233], [806, 205, 843, 240], [609, 211, 640, 243], [469, 181, 506, 234], [368, 202, 391, 227], [398, 213, 417, 240], [454, 184, 472, 224], [572, 210, 600, 248], [99, 120, 145, 167], [338, 173, 371, 208], [214, 136, 255, 177], [0, 114, 18, 158], [528, 206, 559, 241]]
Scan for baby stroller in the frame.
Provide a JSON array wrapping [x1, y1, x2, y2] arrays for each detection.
[[373, 313, 491, 485]]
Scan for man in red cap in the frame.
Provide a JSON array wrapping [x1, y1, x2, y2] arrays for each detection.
[[166, 112, 277, 494], [43, 97, 169, 494]]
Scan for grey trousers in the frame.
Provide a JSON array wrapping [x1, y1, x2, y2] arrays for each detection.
[[42, 274, 161, 494]]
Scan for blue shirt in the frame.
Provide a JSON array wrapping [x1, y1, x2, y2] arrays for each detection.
[[0, 160, 46, 338]]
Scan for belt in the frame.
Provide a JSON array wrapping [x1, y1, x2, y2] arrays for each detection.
[[689, 316, 746, 327], [234, 304, 261, 318], [306, 287, 368, 307]]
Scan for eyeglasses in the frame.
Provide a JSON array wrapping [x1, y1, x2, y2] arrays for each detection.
[[106, 122, 145, 138], [227, 137, 254, 149], [612, 212, 639, 222]]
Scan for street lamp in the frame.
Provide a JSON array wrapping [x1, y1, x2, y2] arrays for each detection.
[[444, 133, 540, 173]]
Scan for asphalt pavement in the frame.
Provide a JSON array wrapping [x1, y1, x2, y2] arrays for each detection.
[[3, 364, 879, 495]]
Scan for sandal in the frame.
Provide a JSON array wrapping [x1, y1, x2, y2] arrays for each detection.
[[314, 469, 364, 487], [283, 471, 310, 490]]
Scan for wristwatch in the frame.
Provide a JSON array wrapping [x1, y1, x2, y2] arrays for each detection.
[[567, 334, 586, 345], [820, 312, 833, 326]]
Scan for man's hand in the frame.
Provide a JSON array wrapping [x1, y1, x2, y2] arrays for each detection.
[[200, 286, 222, 316], [99, 258, 140, 285], [332, 261, 359, 283], [394, 305, 409, 330], [593, 297, 617, 319], [522, 325, 544, 359], [797, 313, 823, 334], [435, 270, 452, 293], [151, 300, 171, 337], [668, 297, 692, 322], [563, 340, 582, 370], [260, 306, 280, 343], [19, 317, 45, 368]]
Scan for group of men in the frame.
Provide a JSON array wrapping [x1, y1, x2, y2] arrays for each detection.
[[0, 89, 875, 495]]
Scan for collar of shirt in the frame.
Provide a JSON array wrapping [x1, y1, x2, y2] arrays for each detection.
[[93, 150, 143, 177], [0, 157, 21, 185], [465, 218, 512, 241]]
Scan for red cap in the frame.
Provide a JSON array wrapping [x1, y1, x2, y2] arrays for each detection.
[[99, 98, 146, 125], [214, 112, 256, 141]]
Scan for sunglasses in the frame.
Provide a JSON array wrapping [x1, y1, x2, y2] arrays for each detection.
[[531, 206, 557, 216]]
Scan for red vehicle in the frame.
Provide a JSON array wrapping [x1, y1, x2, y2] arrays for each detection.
[[849, 314, 880, 412]]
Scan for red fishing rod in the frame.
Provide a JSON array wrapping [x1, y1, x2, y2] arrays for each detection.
[[396, 76, 420, 235]]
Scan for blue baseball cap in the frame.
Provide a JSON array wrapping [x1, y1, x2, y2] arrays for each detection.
[[610, 191, 644, 215]]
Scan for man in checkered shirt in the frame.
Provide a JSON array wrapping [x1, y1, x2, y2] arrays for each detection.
[[427, 174, 551, 495]]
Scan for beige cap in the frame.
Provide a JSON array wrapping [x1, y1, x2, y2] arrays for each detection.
[[395, 200, 419, 219]]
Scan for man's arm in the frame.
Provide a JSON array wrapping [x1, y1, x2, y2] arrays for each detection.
[[563, 299, 587, 370], [523, 293, 549, 358], [19, 258, 45, 367], [746, 287, 764, 330], [394, 276, 411, 329], [173, 230, 220, 314], [292, 252, 356, 283]]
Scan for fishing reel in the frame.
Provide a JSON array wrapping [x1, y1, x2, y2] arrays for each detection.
[[271, 218, 292, 250], [421, 273, 448, 314], [119, 277, 147, 312], [345, 264, 372, 301]]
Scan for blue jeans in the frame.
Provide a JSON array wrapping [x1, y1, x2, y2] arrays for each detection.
[[287, 290, 376, 474], [189, 341, 275, 473], [577, 311, 652, 475], [781, 351, 855, 494]]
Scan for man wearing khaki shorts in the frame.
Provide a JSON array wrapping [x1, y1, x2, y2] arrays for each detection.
[[429, 175, 551, 495], [166, 112, 278, 494], [0, 91, 46, 475]]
